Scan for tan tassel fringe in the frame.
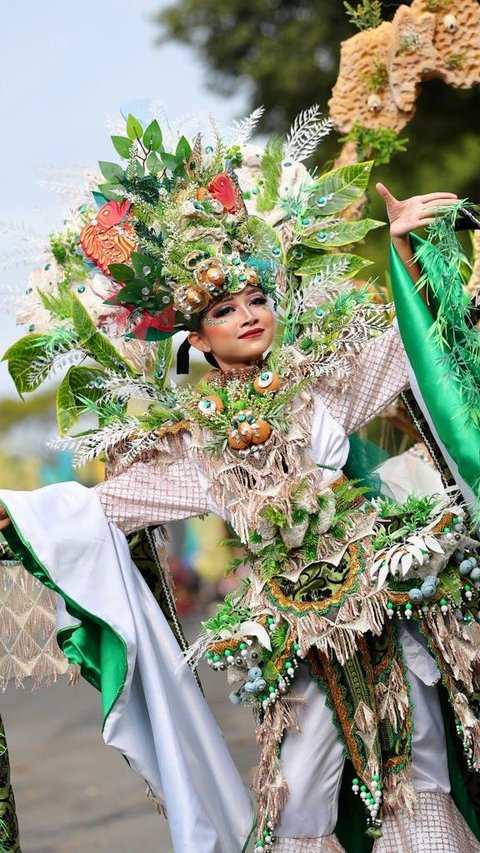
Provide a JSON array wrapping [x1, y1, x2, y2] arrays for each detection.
[[424, 609, 480, 694], [254, 696, 305, 834], [382, 766, 417, 817], [0, 562, 75, 689], [375, 660, 410, 734]]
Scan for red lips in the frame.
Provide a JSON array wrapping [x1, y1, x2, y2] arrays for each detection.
[[238, 328, 264, 340]]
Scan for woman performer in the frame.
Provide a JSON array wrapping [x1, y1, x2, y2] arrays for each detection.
[[0, 109, 479, 852]]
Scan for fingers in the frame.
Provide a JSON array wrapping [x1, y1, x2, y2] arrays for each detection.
[[376, 182, 397, 205], [0, 518, 11, 531], [417, 192, 458, 203], [418, 202, 459, 218]]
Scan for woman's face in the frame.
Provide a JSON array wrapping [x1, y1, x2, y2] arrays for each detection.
[[188, 286, 276, 371]]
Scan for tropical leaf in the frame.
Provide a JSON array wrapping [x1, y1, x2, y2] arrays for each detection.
[[244, 216, 282, 257], [307, 162, 374, 216], [56, 366, 104, 435], [98, 161, 125, 183], [143, 119, 163, 152], [126, 114, 144, 141], [301, 218, 384, 249], [153, 338, 173, 388], [70, 296, 134, 373], [111, 135, 134, 159], [295, 251, 372, 280], [256, 138, 283, 213], [3, 334, 48, 395]]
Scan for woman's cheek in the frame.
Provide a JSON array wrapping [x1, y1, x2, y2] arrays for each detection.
[[204, 319, 237, 347]]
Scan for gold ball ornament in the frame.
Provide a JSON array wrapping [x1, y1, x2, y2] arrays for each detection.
[[250, 418, 272, 444], [185, 286, 209, 308], [253, 371, 281, 395], [173, 284, 210, 314], [197, 395, 225, 416], [205, 266, 226, 289], [246, 267, 259, 285], [228, 430, 251, 450]]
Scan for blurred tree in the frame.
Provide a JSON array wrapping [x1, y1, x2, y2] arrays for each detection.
[[155, 0, 480, 205]]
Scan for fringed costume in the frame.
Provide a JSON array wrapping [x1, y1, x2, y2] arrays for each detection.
[[0, 106, 479, 852]]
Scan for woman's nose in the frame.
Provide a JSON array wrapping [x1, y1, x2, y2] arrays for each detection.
[[240, 306, 257, 324]]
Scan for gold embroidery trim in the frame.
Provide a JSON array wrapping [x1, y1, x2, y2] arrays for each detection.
[[266, 543, 362, 614]]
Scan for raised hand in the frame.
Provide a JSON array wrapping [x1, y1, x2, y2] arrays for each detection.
[[376, 182, 458, 239]]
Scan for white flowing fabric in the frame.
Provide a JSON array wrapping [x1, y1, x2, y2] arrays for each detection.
[[0, 482, 254, 853]]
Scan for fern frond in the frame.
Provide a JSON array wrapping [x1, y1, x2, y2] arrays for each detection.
[[284, 107, 333, 162], [229, 107, 265, 145]]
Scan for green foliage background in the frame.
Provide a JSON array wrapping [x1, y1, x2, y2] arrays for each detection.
[[155, 0, 480, 276]]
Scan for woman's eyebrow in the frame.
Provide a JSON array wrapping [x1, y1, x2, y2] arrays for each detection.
[[209, 287, 263, 311]]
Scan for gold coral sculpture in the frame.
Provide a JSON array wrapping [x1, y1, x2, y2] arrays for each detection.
[[330, 0, 480, 136], [329, 0, 480, 299]]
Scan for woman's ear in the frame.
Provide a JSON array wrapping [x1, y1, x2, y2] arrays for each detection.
[[188, 330, 212, 354]]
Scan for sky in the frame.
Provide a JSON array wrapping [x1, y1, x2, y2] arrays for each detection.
[[0, 1, 247, 397]]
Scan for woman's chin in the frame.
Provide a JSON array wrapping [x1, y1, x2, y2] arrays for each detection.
[[237, 339, 267, 362]]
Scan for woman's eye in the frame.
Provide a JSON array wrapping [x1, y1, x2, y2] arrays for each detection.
[[251, 296, 267, 306], [213, 305, 234, 318]]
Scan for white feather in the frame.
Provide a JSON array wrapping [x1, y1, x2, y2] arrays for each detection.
[[284, 106, 333, 162]]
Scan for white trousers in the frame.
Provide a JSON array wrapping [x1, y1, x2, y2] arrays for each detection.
[[276, 622, 451, 841]]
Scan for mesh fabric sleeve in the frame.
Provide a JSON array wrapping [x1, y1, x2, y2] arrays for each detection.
[[94, 451, 209, 536], [316, 324, 409, 435]]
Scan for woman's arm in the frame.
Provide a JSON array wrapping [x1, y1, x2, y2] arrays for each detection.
[[94, 451, 209, 535], [0, 440, 210, 536], [376, 182, 458, 311]]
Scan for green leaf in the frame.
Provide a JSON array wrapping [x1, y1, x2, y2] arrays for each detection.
[[108, 262, 135, 282], [87, 331, 135, 373], [38, 288, 74, 320], [96, 182, 122, 201], [301, 218, 384, 249], [153, 336, 173, 388], [71, 294, 97, 342], [143, 119, 162, 151], [56, 366, 104, 435], [257, 137, 283, 213], [126, 114, 144, 140], [160, 152, 178, 172], [146, 151, 162, 176], [111, 135, 134, 159], [98, 161, 125, 183], [70, 295, 134, 373], [175, 135, 192, 162], [245, 216, 282, 257], [2, 334, 47, 395], [295, 251, 373, 280], [130, 252, 156, 277], [307, 161, 374, 216]]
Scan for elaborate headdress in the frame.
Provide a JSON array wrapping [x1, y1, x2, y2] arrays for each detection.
[[5, 105, 386, 434], [73, 107, 342, 340]]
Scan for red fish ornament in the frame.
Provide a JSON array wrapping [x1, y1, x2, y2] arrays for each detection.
[[208, 173, 243, 214], [80, 201, 137, 276]]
